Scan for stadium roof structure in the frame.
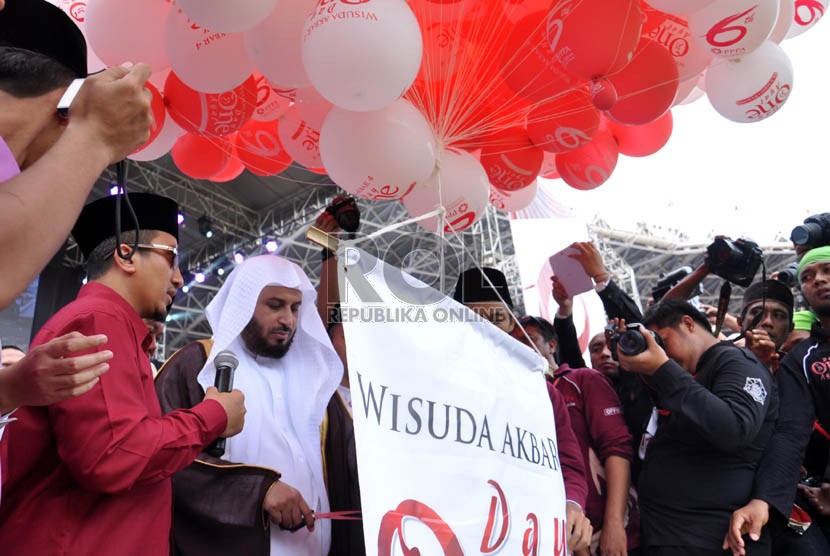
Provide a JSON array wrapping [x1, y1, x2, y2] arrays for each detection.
[[73, 156, 520, 356], [589, 218, 798, 318]]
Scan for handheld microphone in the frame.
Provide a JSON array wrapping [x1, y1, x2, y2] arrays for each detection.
[[206, 350, 239, 458]]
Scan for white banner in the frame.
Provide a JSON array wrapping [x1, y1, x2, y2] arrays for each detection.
[[339, 246, 568, 556]]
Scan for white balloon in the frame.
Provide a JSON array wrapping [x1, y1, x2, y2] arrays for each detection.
[[706, 41, 793, 123], [320, 99, 437, 200], [302, 0, 422, 112], [675, 72, 707, 105], [769, 0, 795, 42], [245, 0, 315, 89], [177, 0, 277, 34], [277, 107, 324, 170], [785, 0, 829, 39], [688, 0, 779, 58], [403, 149, 490, 234], [128, 111, 185, 161], [294, 99, 333, 129], [46, 0, 107, 72], [645, 15, 713, 81], [489, 181, 539, 212], [646, 0, 717, 16], [673, 72, 702, 105], [85, 0, 171, 71], [165, 7, 254, 93]]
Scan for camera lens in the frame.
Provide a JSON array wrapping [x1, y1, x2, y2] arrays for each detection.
[[790, 222, 822, 246], [618, 329, 647, 356], [776, 262, 800, 287]]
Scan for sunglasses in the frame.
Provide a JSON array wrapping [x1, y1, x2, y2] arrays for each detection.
[[135, 243, 179, 269]]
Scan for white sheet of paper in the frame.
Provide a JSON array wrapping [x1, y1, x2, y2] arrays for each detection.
[[549, 246, 594, 296]]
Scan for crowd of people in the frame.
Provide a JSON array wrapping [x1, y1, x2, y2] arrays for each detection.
[[2, 1, 830, 556]]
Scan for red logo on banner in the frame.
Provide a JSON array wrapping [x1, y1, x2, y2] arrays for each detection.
[[378, 499, 463, 556]]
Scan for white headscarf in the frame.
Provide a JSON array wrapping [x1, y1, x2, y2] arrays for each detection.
[[197, 255, 342, 555]]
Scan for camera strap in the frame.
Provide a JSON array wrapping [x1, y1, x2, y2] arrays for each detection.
[[714, 280, 732, 337]]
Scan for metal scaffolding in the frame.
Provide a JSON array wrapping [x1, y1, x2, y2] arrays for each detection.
[[59, 159, 798, 358]]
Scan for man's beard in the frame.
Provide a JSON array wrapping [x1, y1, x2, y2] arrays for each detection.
[[241, 319, 295, 359]]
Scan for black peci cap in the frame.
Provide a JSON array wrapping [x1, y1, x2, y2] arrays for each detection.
[[741, 279, 794, 319], [0, 0, 88, 78], [72, 193, 180, 258], [452, 266, 514, 309]]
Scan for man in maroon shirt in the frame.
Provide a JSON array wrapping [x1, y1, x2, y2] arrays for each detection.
[[518, 315, 640, 556], [0, 193, 246, 555]]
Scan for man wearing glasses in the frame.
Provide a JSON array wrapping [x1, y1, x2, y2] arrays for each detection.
[[0, 193, 247, 556]]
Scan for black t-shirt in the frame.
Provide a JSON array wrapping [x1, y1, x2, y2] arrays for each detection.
[[638, 342, 777, 550], [754, 329, 830, 516]]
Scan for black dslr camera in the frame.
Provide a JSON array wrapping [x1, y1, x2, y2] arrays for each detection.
[[791, 212, 830, 248], [706, 237, 763, 287], [325, 195, 360, 233], [605, 323, 664, 361]]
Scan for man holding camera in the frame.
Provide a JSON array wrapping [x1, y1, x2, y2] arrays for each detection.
[[726, 247, 830, 555], [614, 299, 776, 555]]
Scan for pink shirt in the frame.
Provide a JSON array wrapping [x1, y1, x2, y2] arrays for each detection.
[[0, 137, 20, 183]]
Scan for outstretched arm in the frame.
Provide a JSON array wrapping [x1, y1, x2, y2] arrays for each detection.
[[0, 64, 152, 308]]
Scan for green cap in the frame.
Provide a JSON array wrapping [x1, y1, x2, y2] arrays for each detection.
[[798, 246, 830, 282]]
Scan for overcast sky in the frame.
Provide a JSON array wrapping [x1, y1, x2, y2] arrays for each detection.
[[540, 22, 829, 245]]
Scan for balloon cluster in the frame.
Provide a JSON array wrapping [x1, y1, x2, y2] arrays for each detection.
[[50, 0, 826, 233]]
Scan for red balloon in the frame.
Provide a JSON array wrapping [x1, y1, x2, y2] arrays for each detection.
[[235, 119, 293, 176], [526, 89, 599, 153], [416, 18, 470, 86], [210, 142, 246, 183], [606, 110, 673, 157], [479, 127, 544, 191], [503, 0, 557, 22], [555, 128, 619, 190], [419, 0, 505, 40], [501, 11, 575, 103], [164, 72, 257, 136], [589, 77, 618, 111], [607, 38, 679, 125], [549, 0, 642, 80], [171, 133, 232, 180], [251, 73, 292, 122], [639, 2, 670, 36], [132, 81, 166, 154]]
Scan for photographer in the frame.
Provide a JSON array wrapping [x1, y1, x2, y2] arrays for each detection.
[[790, 212, 830, 260], [552, 273, 654, 486], [614, 299, 777, 555], [727, 247, 830, 555], [516, 315, 639, 556]]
